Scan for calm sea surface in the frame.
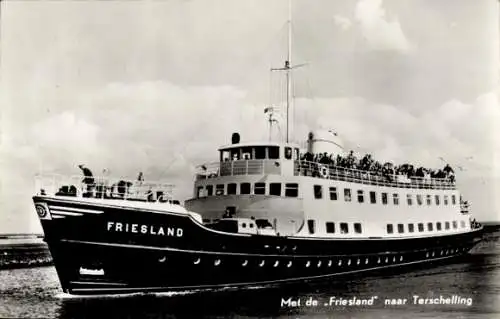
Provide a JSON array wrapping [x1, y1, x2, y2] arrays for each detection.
[[1, 229, 499, 319]]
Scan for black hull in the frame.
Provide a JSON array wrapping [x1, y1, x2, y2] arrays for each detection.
[[33, 196, 484, 295]]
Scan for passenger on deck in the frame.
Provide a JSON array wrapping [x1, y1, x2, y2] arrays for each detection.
[[78, 164, 95, 196]]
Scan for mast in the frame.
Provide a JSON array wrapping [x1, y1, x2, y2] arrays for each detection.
[[286, 0, 292, 143]]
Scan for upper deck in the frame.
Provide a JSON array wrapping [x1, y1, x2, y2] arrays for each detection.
[[196, 142, 456, 190]]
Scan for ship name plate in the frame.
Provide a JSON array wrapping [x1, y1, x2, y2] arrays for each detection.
[[106, 221, 183, 237]]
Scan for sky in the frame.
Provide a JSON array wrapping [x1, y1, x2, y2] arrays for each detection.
[[0, 0, 499, 234]]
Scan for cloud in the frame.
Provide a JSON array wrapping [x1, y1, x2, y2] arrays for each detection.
[[334, 15, 352, 31], [354, 0, 413, 53]]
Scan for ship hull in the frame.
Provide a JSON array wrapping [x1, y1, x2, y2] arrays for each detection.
[[33, 196, 484, 295]]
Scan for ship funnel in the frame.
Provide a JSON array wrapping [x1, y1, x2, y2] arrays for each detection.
[[231, 133, 240, 144]]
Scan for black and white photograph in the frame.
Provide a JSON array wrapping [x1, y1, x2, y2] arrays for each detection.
[[0, 0, 499, 318]]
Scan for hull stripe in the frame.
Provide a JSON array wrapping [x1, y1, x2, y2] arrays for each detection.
[[51, 210, 83, 217], [49, 205, 104, 214]]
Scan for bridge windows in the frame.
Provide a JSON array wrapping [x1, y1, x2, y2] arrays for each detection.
[[314, 185, 323, 199], [197, 186, 204, 198], [452, 195, 456, 205], [369, 191, 376, 204], [407, 194, 413, 206], [445, 221, 450, 230], [255, 147, 266, 159], [285, 183, 299, 197], [416, 194, 423, 205], [426, 195, 432, 205], [436, 222, 442, 231], [354, 223, 362, 234], [427, 222, 434, 231], [387, 224, 394, 234], [240, 183, 251, 195], [268, 146, 280, 159], [408, 223, 415, 233], [254, 183, 266, 195], [285, 147, 293, 160], [227, 183, 237, 195], [357, 190, 364, 203], [270, 183, 281, 196], [418, 223, 424, 232], [444, 195, 449, 205], [329, 187, 338, 200], [397, 224, 404, 233], [215, 184, 225, 196], [452, 221, 458, 229], [340, 223, 349, 234], [393, 193, 399, 205], [344, 189, 352, 202], [435, 195, 440, 205], [307, 219, 316, 234], [381, 192, 388, 205], [326, 222, 335, 234]]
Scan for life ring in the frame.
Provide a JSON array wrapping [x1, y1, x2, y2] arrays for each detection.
[[320, 165, 329, 178]]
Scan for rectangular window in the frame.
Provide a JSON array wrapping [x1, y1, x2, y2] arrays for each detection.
[[426, 195, 432, 205], [206, 185, 213, 196], [326, 222, 335, 234], [387, 224, 394, 234], [268, 146, 280, 159], [254, 183, 266, 195], [215, 184, 224, 196], [370, 191, 376, 204], [435, 195, 440, 205], [227, 183, 237, 195], [344, 189, 352, 202], [340, 223, 349, 234], [460, 220, 466, 228], [408, 223, 415, 233], [357, 190, 364, 203], [354, 223, 362, 234], [407, 194, 413, 206], [329, 187, 338, 200], [436, 222, 442, 231], [452, 195, 456, 205], [397, 224, 404, 233], [284, 147, 292, 160], [416, 194, 423, 206], [452, 221, 458, 229], [197, 186, 204, 198], [418, 223, 424, 232], [381, 192, 388, 205], [240, 183, 250, 195], [270, 183, 281, 196], [427, 222, 433, 231], [285, 183, 299, 197], [444, 195, 449, 205], [307, 219, 315, 234], [445, 221, 450, 230], [393, 193, 399, 205], [314, 185, 323, 199], [255, 147, 266, 159]]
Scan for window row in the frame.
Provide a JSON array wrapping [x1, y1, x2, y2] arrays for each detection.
[[307, 220, 363, 235], [197, 182, 299, 198], [314, 185, 457, 206], [386, 220, 467, 234]]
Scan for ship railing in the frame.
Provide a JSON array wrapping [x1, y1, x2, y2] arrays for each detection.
[[295, 161, 456, 190], [34, 173, 176, 202], [195, 160, 281, 180]]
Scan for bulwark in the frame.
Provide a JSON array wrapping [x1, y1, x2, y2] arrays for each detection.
[[106, 221, 183, 237]]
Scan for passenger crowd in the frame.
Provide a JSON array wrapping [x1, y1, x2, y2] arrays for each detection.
[[299, 151, 456, 183]]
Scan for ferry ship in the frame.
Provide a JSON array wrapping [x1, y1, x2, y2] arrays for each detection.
[[32, 4, 483, 296]]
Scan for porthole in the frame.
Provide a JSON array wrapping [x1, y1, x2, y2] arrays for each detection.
[[377, 258, 381, 264], [431, 252, 435, 257], [347, 259, 351, 266], [440, 250, 443, 256], [365, 258, 369, 265], [242, 260, 248, 266], [264, 245, 270, 248], [158, 256, 166, 263], [259, 260, 265, 267], [392, 257, 396, 263], [287, 261, 292, 268], [242, 223, 246, 228], [327, 260, 332, 267], [338, 260, 342, 266], [446, 250, 449, 255], [193, 258, 201, 265], [400, 256, 403, 261], [317, 261, 322, 267], [426, 252, 429, 258], [356, 259, 360, 265], [273, 261, 279, 267], [384, 257, 388, 263], [306, 261, 311, 267], [214, 259, 221, 266]]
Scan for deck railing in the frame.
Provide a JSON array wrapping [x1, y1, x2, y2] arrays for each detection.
[[34, 173, 176, 202], [196, 160, 456, 190]]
